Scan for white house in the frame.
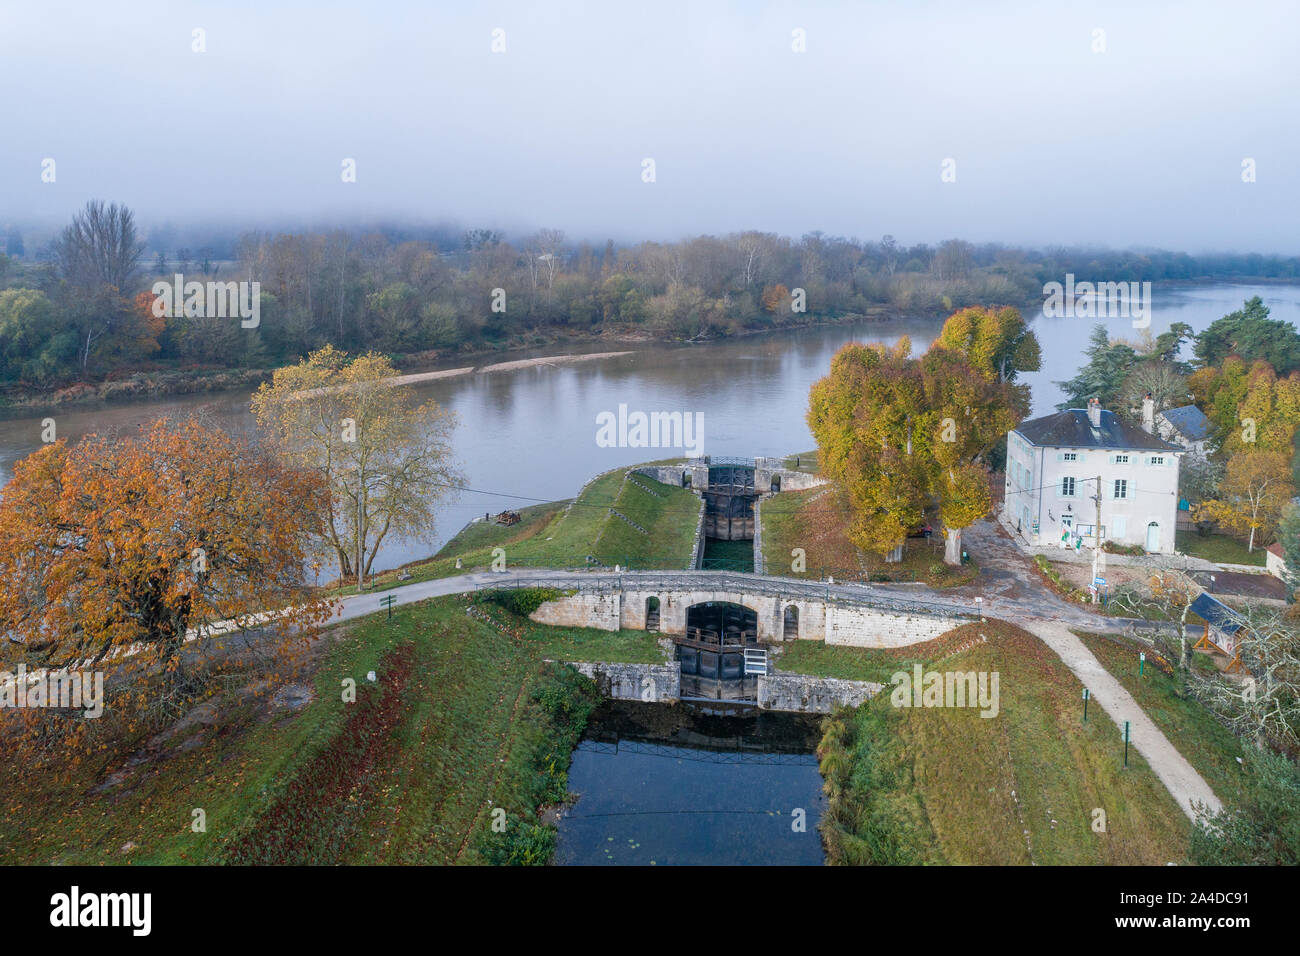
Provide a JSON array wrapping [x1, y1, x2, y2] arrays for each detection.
[[1004, 398, 1183, 553]]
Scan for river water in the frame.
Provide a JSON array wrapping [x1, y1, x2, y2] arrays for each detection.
[[2, 282, 1296, 573]]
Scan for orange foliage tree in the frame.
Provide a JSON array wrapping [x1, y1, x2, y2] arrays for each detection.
[[0, 418, 334, 685]]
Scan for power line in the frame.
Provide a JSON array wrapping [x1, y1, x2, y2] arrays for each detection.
[[430, 474, 1177, 527]]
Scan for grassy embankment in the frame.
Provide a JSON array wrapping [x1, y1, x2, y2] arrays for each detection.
[[0, 593, 666, 866], [812, 620, 1194, 864], [1074, 632, 1249, 808], [329, 469, 701, 596], [760, 483, 976, 587]]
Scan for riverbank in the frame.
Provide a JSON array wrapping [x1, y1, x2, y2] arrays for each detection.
[[0, 307, 901, 411]]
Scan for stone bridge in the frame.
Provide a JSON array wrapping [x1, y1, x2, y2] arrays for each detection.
[[525, 571, 975, 649]]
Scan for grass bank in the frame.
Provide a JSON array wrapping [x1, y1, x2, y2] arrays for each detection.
[[0, 592, 666, 865], [1075, 631, 1248, 808], [327, 468, 701, 596], [816, 620, 1191, 864]]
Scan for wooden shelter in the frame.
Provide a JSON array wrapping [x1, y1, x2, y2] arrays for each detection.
[[1190, 591, 1245, 673]]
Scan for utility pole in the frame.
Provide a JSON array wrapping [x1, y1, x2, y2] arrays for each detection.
[[356, 470, 365, 595], [1091, 474, 1102, 603]]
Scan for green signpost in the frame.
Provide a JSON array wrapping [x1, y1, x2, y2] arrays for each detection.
[[1082, 687, 1089, 722], [1122, 720, 1130, 768], [380, 594, 396, 621]]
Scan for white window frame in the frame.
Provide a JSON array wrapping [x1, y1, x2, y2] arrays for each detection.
[[1061, 476, 1076, 497], [1114, 454, 1129, 464], [1063, 452, 1078, 462], [1113, 478, 1128, 499]]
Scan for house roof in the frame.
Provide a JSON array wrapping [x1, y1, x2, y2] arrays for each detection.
[[1157, 404, 1211, 442], [1267, 542, 1284, 558], [1189, 592, 1245, 635], [1013, 408, 1181, 452]]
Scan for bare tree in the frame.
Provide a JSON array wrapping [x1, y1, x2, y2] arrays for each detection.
[[1109, 570, 1202, 676], [1188, 602, 1300, 750], [52, 200, 145, 373], [1119, 360, 1188, 421]]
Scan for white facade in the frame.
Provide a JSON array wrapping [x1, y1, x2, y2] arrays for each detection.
[[1003, 428, 1183, 553]]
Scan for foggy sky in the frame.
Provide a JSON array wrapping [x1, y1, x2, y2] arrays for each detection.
[[2, 0, 1297, 251]]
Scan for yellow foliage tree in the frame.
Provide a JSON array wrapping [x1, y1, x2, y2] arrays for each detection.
[[1193, 450, 1294, 551], [251, 345, 463, 583]]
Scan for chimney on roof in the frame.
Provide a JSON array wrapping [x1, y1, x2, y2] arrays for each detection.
[[1141, 392, 1155, 434], [1087, 397, 1102, 428]]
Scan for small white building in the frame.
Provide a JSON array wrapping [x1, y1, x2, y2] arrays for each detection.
[[1154, 404, 1212, 457], [1004, 398, 1183, 553]]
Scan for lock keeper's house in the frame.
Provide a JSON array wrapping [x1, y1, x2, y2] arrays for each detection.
[[1003, 398, 1184, 553]]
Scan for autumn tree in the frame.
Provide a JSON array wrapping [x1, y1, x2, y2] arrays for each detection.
[[1189, 356, 1300, 454], [0, 417, 331, 693], [761, 283, 791, 314], [251, 345, 463, 584], [808, 333, 1026, 565], [1194, 450, 1294, 551], [933, 305, 1040, 385]]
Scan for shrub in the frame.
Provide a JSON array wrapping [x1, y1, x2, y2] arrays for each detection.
[[1103, 541, 1145, 555], [479, 587, 563, 617], [470, 663, 600, 866], [1191, 746, 1300, 865]]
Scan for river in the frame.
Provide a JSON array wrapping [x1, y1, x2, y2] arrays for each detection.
[[2, 282, 1296, 574]]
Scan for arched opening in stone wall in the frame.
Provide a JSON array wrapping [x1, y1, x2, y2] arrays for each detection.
[[770, 475, 781, 494], [645, 596, 661, 632], [783, 604, 799, 640], [676, 601, 759, 699]]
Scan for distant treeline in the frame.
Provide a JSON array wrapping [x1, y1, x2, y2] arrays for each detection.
[[3, 204, 1300, 391]]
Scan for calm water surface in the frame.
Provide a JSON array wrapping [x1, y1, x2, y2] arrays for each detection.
[[554, 701, 826, 866], [2, 282, 1296, 572]]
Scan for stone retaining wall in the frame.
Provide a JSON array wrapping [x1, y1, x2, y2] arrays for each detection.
[[564, 661, 680, 703], [757, 671, 882, 713]]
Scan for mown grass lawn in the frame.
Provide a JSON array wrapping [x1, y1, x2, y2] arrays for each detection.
[[760, 484, 975, 586], [817, 620, 1191, 865], [0, 594, 666, 866], [1176, 530, 1267, 566], [590, 474, 700, 568]]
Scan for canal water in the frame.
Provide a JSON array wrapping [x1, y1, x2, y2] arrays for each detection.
[[2, 282, 1296, 573], [554, 700, 827, 866]]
